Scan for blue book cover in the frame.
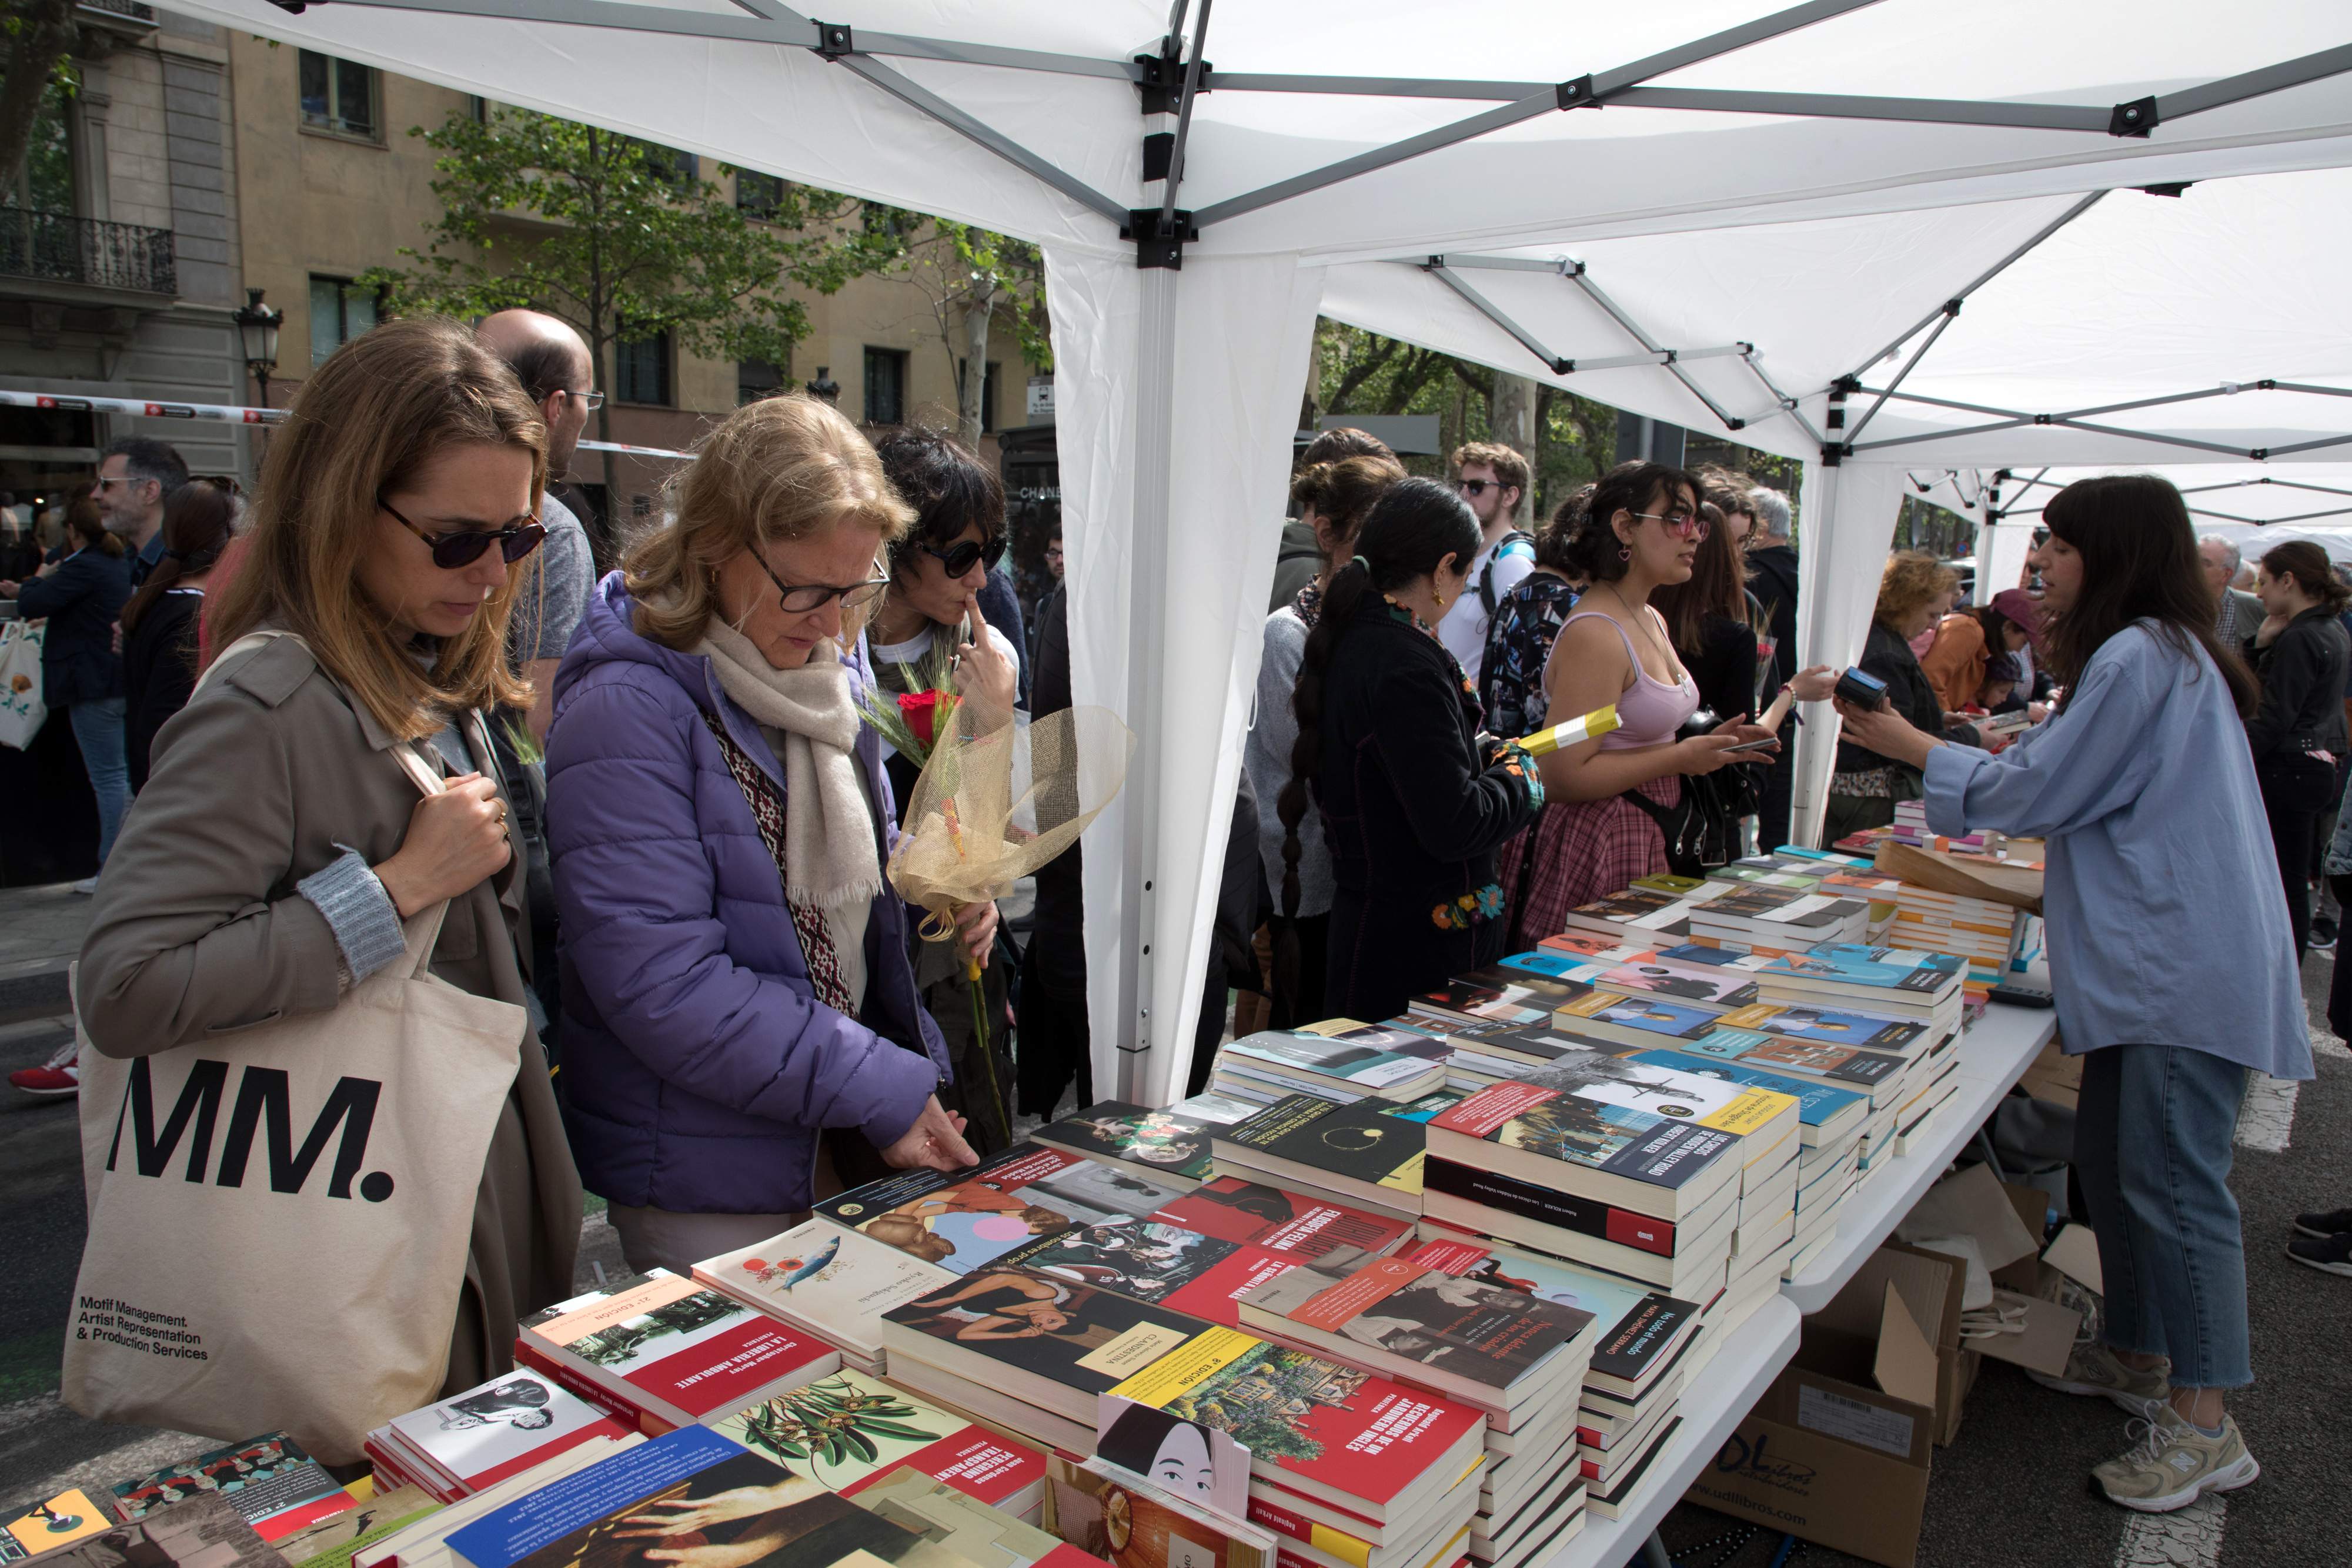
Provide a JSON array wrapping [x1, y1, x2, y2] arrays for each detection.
[[1759, 944, 1965, 996], [1497, 948, 1613, 984], [446, 1427, 752, 1568], [1628, 1048, 1867, 1131]]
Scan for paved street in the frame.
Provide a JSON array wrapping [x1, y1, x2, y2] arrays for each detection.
[[0, 885, 2343, 1568]]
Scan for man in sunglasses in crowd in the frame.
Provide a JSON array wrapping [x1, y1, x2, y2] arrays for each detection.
[[1437, 442, 1536, 687]]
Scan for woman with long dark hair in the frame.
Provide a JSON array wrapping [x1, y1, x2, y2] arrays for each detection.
[[1278, 478, 1543, 1023], [1836, 473, 2309, 1515], [2241, 540, 2351, 962], [1498, 462, 1776, 941], [121, 479, 236, 791], [1247, 452, 1404, 1025]]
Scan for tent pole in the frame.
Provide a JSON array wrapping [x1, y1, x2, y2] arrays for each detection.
[[2156, 41, 2352, 123], [1426, 265, 1569, 376], [1565, 269, 1748, 432], [1841, 309, 1959, 445]]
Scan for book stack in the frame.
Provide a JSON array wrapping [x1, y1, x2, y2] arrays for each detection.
[[1231, 1257, 1594, 1566], [1710, 997, 1961, 1179], [1578, 942, 1771, 1015], [1751, 944, 1967, 1037], [712, 1369, 1049, 1523], [1152, 1174, 1418, 1262], [1877, 871, 2026, 1001], [515, 1269, 841, 1433], [695, 1218, 954, 1375], [990, 1217, 1307, 1328], [1030, 1100, 1218, 1187], [1212, 1025, 1452, 1106], [1887, 798, 1999, 854], [1045, 1455, 1277, 1568], [359, 1436, 643, 1568], [1401, 1236, 1699, 1534], [1411, 966, 1599, 1035], [365, 1372, 633, 1502], [1209, 1092, 1460, 1222], [814, 1143, 1187, 1276], [1683, 886, 1871, 955], [1558, 887, 1721, 947], [110, 1434, 362, 1544], [1419, 1053, 1800, 1303]]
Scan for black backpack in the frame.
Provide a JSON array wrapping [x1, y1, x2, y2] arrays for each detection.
[[1479, 530, 1538, 616]]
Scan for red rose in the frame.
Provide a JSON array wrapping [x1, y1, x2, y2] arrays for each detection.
[[897, 688, 957, 748]]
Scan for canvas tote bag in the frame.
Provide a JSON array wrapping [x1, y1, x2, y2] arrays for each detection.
[[0, 620, 46, 750], [64, 632, 527, 1463]]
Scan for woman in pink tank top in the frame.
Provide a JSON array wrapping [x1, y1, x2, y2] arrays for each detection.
[[1498, 463, 1780, 942]]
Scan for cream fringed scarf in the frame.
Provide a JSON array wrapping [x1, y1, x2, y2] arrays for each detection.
[[695, 619, 886, 912]]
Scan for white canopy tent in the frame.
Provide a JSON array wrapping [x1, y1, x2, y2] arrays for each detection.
[[152, 0, 2352, 1102]]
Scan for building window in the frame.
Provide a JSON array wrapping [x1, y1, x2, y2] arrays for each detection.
[[959, 358, 1003, 433], [308, 276, 379, 366], [614, 327, 673, 406], [736, 171, 785, 220], [298, 51, 379, 141], [863, 347, 908, 426], [737, 359, 784, 406]]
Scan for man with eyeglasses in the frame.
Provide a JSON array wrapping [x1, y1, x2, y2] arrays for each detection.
[[93, 437, 189, 589], [1437, 442, 1535, 686]]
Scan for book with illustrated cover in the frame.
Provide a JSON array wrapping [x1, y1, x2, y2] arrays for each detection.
[[881, 1270, 1214, 1424], [1712, 1001, 1928, 1052], [1401, 1238, 1696, 1396], [270, 1485, 440, 1568], [1220, 1031, 1448, 1102], [1218, 1097, 1446, 1218], [848, 1468, 1098, 1567], [1491, 948, 1616, 986], [441, 1425, 978, 1568], [1687, 889, 1870, 945], [1105, 1328, 1486, 1524], [993, 1221, 1305, 1329], [1167, 1092, 1264, 1126], [1034, 1103, 1217, 1187], [1412, 969, 1596, 1029], [2, 1492, 115, 1561], [816, 1145, 1186, 1276], [1548, 991, 1721, 1049], [1150, 1178, 1414, 1262], [713, 1371, 1045, 1514], [1753, 944, 1966, 1006], [353, 1437, 644, 1568], [1588, 947, 1766, 1012], [113, 1435, 356, 1543], [380, 1372, 634, 1500], [1674, 1028, 1910, 1100], [517, 1271, 839, 1429], [1043, 1456, 1269, 1568], [1559, 889, 1695, 943], [694, 1218, 955, 1371], [1627, 1049, 1869, 1146], [1232, 1257, 1593, 1420], [22, 1494, 287, 1568]]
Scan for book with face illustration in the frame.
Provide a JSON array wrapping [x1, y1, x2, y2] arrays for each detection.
[[1032, 1103, 1217, 1186], [992, 1220, 1305, 1330], [815, 1145, 1185, 1276], [880, 1270, 1214, 1411]]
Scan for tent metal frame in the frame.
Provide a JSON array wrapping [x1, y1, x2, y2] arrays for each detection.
[[1986, 471, 2352, 527]]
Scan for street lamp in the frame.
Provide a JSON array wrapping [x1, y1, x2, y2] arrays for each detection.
[[804, 365, 840, 406], [233, 288, 284, 409]]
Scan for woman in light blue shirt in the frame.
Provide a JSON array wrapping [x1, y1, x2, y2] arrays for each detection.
[[1836, 474, 2312, 1517]]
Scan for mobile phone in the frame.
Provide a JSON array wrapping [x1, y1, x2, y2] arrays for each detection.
[[1835, 667, 1890, 710], [1719, 735, 1780, 755]]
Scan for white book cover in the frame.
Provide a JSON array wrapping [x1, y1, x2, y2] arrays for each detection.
[[385, 1370, 626, 1492], [696, 1218, 956, 1357]]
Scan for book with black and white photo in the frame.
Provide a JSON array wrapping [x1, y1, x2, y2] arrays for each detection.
[[1030, 1101, 1218, 1186]]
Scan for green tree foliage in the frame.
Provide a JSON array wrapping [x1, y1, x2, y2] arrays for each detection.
[[857, 208, 1050, 444], [368, 104, 898, 469], [0, 0, 79, 204]]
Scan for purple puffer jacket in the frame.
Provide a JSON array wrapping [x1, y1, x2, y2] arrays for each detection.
[[545, 574, 948, 1214]]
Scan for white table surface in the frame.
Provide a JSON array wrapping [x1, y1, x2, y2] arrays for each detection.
[[1778, 994, 2058, 1314], [1545, 1294, 1803, 1568]]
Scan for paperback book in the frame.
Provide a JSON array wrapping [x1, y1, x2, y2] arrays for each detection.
[[693, 1218, 955, 1372], [1548, 991, 1725, 1049], [3, 1493, 116, 1561], [1418, 1164, 1730, 1295], [380, 1373, 634, 1500], [1626, 1049, 1869, 1146], [1401, 1238, 1698, 1398], [113, 1435, 355, 1543], [1151, 1178, 1415, 1261], [1033, 1103, 1218, 1186], [1220, 1030, 1448, 1102], [992, 1219, 1303, 1328], [1044, 1456, 1273, 1568], [846, 1467, 1096, 1567], [712, 1370, 1047, 1514], [24, 1494, 287, 1568], [1216, 1095, 1454, 1217], [816, 1145, 1186, 1275], [1711, 1001, 1927, 1052]]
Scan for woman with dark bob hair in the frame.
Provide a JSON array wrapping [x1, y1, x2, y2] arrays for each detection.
[[1836, 473, 2310, 1514], [2241, 539, 2351, 962], [1278, 477, 1544, 1022], [1497, 462, 1776, 942]]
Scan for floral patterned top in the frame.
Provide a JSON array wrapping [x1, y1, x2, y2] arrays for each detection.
[[1478, 572, 1580, 740]]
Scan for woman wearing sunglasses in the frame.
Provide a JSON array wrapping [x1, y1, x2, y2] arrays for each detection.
[[859, 427, 1020, 1166], [1499, 462, 1779, 942], [544, 395, 978, 1276], [77, 316, 583, 1396]]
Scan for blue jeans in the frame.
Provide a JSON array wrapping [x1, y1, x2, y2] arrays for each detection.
[[2074, 1044, 2253, 1388], [68, 696, 129, 867]]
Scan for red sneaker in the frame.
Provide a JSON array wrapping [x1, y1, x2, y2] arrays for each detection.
[[10, 1040, 78, 1097]]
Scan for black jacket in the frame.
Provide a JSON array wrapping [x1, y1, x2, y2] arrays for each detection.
[[1681, 613, 1761, 727], [1314, 596, 1539, 1021], [2245, 606, 2351, 764], [123, 586, 203, 793], [15, 546, 131, 706], [1835, 620, 1955, 775], [1746, 544, 1800, 692]]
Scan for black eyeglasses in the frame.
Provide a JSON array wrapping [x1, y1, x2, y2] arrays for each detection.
[[1455, 479, 1496, 497], [750, 549, 890, 614], [922, 540, 988, 579], [380, 496, 547, 570]]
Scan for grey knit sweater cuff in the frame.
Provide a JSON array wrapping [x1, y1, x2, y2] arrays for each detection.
[[297, 847, 408, 985]]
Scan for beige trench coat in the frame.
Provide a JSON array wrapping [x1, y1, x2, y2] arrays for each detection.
[[76, 633, 582, 1395]]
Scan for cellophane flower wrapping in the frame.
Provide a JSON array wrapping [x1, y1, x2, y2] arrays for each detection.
[[888, 704, 1135, 945]]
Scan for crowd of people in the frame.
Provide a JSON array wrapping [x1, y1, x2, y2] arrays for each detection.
[[1, 309, 2338, 1519]]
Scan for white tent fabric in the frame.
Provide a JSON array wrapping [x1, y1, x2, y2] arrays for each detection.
[[148, 0, 2352, 1099]]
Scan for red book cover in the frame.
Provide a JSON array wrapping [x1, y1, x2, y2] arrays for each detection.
[[838, 1430, 1045, 1506], [1153, 1177, 1413, 1261], [522, 1272, 836, 1422]]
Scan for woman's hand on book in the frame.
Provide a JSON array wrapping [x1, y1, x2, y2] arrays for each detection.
[[880, 1094, 978, 1174]]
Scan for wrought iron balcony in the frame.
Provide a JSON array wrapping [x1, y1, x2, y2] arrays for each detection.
[[0, 209, 176, 296], [78, 0, 157, 20]]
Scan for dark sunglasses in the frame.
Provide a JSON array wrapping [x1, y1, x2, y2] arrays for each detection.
[[1455, 479, 1498, 497], [923, 540, 988, 578], [380, 496, 547, 570], [750, 549, 890, 614]]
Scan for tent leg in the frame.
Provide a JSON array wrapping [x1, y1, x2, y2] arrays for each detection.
[[1114, 266, 1181, 1101], [1639, 1530, 1674, 1568]]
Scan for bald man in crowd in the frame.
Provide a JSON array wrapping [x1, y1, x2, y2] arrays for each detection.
[[477, 309, 600, 743]]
